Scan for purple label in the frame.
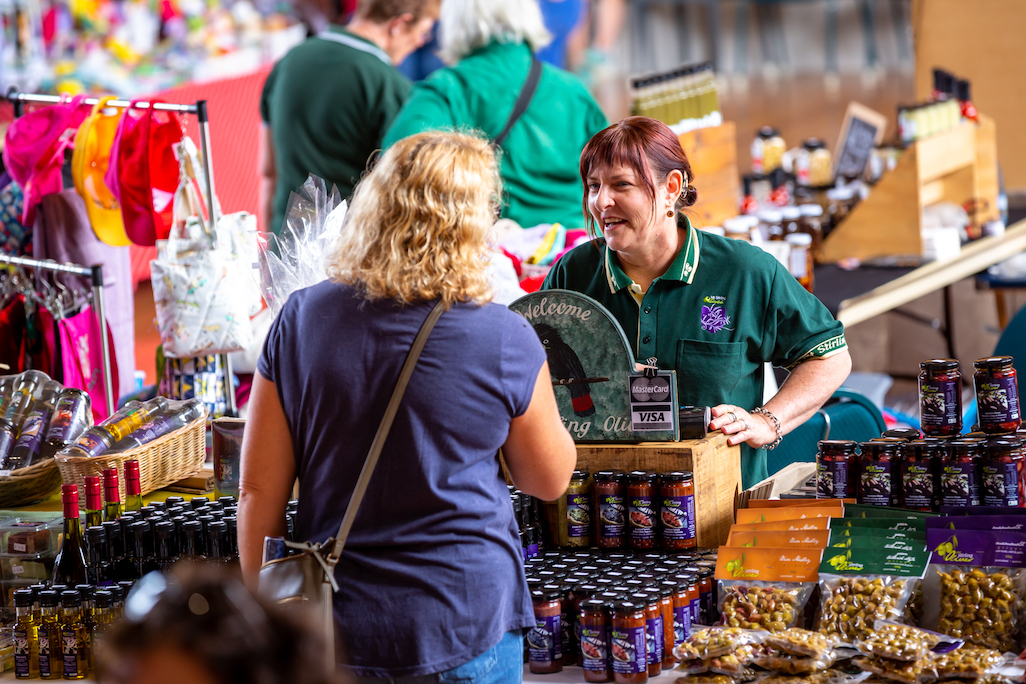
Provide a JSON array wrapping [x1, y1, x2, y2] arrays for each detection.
[[560, 606, 571, 659], [45, 395, 89, 444], [132, 416, 177, 446], [982, 461, 1023, 507], [581, 623, 609, 672], [993, 531, 1026, 567], [690, 597, 700, 631], [860, 460, 896, 506], [976, 377, 1021, 426], [610, 625, 647, 674], [62, 627, 80, 676], [645, 615, 664, 665], [76, 431, 110, 458], [566, 492, 590, 539], [902, 461, 935, 510], [528, 614, 561, 663], [14, 408, 51, 456], [628, 496, 656, 541], [673, 604, 691, 645], [14, 627, 31, 677], [598, 494, 626, 539], [920, 378, 960, 428], [817, 459, 851, 498], [526, 543, 539, 559], [942, 463, 980, 507], [39, 630, 53, 678], [660, 494, 696, 541]]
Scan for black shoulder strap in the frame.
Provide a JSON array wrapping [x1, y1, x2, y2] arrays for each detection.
[[492, 54, 542, 149]]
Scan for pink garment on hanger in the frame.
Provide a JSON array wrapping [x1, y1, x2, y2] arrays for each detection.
[[2, 95, 90, 225], [57, 304, 120, 422]]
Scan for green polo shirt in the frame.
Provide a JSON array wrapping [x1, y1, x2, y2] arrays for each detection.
[[381, 41, 608, 229], [541, 220, 847, 488], [261, 26, 410, 235]]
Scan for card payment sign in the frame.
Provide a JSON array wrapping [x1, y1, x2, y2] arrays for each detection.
[[629, 375, 673, 431]]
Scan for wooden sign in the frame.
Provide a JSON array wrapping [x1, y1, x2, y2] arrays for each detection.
[[833, 102, 888, 180], [510, 290, 679, 442]]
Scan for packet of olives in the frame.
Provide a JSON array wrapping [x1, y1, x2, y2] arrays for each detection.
[[828, 536, 926, 554], [715, 547, 821, 631], [727, 530, 830, 549], [833, 518, 927, 533], [925, 516, 1026, 532], [731, 518, 832, 533], [843, 504, 937, 520], [736, 508, 843, 525], [747, 499, 849, 509], [829, 527, 926, 543]]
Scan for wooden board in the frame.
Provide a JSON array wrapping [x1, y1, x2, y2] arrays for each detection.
[[679, 122, 740, 229], [574, 433, 741, 548]]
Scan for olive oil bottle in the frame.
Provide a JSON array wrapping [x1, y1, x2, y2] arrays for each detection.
[[37, 590, 62, 680], [75, 585, 96, 673], [92, 590, 115, 640], [13, 589, 39, 679], [60, 590, 88, 680]]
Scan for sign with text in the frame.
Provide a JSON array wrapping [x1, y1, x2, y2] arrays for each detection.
[[510, 290, 679, 442], [833, 101, 889, 180]]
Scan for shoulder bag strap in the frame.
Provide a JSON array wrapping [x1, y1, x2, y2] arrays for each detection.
[[491, 54, 543, 149], [327, 299, 447, 562]]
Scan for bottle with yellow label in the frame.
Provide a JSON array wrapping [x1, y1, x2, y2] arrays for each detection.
[[60, 590, 88, 680], [13, 589, 39, 679], [37, 590, 63, 680]]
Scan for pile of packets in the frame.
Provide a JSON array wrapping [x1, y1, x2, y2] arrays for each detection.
[[681, 497, 1026, 684]]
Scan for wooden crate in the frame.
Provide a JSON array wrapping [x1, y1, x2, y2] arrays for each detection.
[[820, 116, 999, 262], [679, 122, 740, 229], [573, 433, 741, 548]]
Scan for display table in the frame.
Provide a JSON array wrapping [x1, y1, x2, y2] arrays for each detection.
[[523, 665, 680, 683]]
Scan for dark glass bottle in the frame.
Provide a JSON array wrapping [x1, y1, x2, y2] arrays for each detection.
[[217, 495, 237, 507], [130, 521, 158, 576], [53, 485, 89, 586], [206, 520, 230, 564], [102, 520, 128, 583], [85, 526, 110, 587], [223, 515, 238, 560], [190, 496, 210, 510], [180, 520, 203, 559], [154, 521, 178, 572], [165, 496, 186, 507]]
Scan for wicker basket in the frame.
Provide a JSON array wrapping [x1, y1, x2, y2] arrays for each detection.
[[0, 458, 63, 508], [56, 417, 207, 507]]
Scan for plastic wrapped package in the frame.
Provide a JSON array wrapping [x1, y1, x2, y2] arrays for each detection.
[[855, 623, 941, 661], [765, 629, 839, 659], [854, 655, 937, 684], [674, 627, 765, 660], [752, 648, 835, 675], [677, 643, 761, 679], [719, 583, 815, 632], [931, 645, 1006, 680]]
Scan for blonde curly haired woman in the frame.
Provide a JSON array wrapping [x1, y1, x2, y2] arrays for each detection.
[[238, 130, 576, 682]]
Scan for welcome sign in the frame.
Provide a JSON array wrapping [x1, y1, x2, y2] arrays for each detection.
[[510, 290, 679, 442]]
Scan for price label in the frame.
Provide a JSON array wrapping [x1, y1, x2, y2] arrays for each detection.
[[628, 375, 673, 431], [11, 564, 24, 575], [0, 470, 10, 477]]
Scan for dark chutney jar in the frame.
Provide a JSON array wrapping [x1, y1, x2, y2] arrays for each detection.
[[626, 471, 658, 550], [529, 588, 563, 673], [919, 359, 963, 437], [653, 583, 676, 669], [900, 439, 944, 512], [659, 471, 696, 550], [610, 600, 648, 684], [974, 357, 1022, 434], [580, 599, 612, 683], [858, 439, 902, 507], [941, 439, 984, 508], [594, 471, 627, 549], [661, 579, 691, 651], [982, 436, 1026, 507], [574, 584, 601, 667], [817, 440, 858, 499], [565, 470, 592, 547], [629, 592, 663, 677]]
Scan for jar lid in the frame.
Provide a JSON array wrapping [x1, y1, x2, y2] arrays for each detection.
[[594, 470, 627, 483], [531, 588, 563, 601], [860, 439, 902, 456], [723, 217, 751, 235], [882, 428, 922, 442], [800, 204, 824, 217], [902, 439, 946, 458], [785, 233, 812, 246], [758, 209, 783, 223], [757, 126, 780, 139], [974, 356, 1016, 371], [803, 137, 826, 150], [661, 470, 694, 483], [94, 591, 113, 609], [826, 187, 855, 200], [921, 358, 960, 372], [60, 590, 82, 607], [610, 599, 640, 614], [988, 436, 1023, 454], [818, 439, 858, 454], [12, 589, 32, 607], [38, 590, 59, 607], [781, 207, 802, 220], [948, 439, 985, 456], [571, 469, 590, 480], [628, 470, 658, 484], [582, 598, 609, 612]]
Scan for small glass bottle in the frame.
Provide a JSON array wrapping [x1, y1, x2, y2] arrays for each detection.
[[37, 590, 62, 680], [13, 588, 39, 679], [594, 470, 627, 549], [610, 600, 648, 684], [92, 591, 115, 641], [627, 471, 658, 550], [941, 439, 984, 508], [75, 585, 95, 674], [785, 232, 814, 292], [59, 590, 88, 680], [529, 588, 563, 674], [659, 471, 696, 550], [982, 436, 1026, 507], [858, 439, 902, 507], [630, 592, 662, 677], [919, 359, 963, 436], [580, 599, 612, 683], [817, 440, 858, 499], [563, 470, 592, 547], [901, 439, 944, 512], [798, 204, 824, 257], [974, 357, 1022, 434]]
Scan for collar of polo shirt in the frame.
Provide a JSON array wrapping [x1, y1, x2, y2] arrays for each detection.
[[603, 215, 702, 294]]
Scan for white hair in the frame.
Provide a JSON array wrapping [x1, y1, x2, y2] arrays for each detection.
[[438, 0, 552, 63]]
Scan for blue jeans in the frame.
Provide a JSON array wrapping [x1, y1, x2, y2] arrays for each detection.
[[353, 630, 524, 684]]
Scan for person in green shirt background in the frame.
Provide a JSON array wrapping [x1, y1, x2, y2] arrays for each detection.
[[543, 117, 853, 488], [381, 0, 608, 229], [259, 0, 440, 236]]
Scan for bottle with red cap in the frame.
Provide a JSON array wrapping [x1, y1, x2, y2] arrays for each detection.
[[84, 476, 102, 529], [53, 484, 88, 586], [125, 461, 143, 512], [102, 468, 123, 522]]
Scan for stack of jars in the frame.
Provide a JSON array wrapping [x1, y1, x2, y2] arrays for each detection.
[[816, 356, 1026, 510], [525, 547, 717, 682]]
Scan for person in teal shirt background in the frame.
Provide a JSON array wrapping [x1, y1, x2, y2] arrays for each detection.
[[382, 0, 608, 229], [543, 117, 852, 487]]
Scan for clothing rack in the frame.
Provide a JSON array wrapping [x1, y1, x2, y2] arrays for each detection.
[[4, 91, 238, 418], [0, 254, 115, 416]]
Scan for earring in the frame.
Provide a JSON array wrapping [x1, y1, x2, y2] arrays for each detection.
[[667, 209, 675, 217]]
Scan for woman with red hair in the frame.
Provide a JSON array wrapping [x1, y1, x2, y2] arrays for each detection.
[[542, 117, 852, 487]]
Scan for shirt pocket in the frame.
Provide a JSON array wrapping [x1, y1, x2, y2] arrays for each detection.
[[676, 338, 746, 403]]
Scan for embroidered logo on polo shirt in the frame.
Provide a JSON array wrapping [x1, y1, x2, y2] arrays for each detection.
[[700, 295, 733, 334]]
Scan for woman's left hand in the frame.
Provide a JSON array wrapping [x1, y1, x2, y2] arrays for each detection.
[[709, 404, 777, 448]]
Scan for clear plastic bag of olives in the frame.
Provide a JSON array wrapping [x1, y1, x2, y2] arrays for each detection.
[[765, 628, 840, 659], [718, 582, 816, 632], [758, 670, 872, 684], [854, 654, 938, 684], [673, 675, 737, 684], [931, 644, 1006, 680], [752, 649, 836, 675], [816, 575, 917, 643], [856, 622, 941, 661], [924, 565, 1026, 653], [677, 644, 761, 679], [674, 627, 767, 660]]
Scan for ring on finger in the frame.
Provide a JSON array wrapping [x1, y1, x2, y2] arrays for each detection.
[[728, 411, 738, 423], [742, 419, 751, 432]]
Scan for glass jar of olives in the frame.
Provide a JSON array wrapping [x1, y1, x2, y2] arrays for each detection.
[[919, 359, 963, 436], [859, 439, 902, 507], [817, 440, 857, 499], [900, 439, 943, 512], [974, 357, 1021, 434], [941, 439, 984, 508], [982, 436, 1026, 507]]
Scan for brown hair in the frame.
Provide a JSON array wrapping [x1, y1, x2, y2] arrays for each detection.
[[579, 116, 698, 237], [356, 0, 440, 22]]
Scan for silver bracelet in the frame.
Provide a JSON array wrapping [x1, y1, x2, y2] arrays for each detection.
[[752, 407, 783, 450]]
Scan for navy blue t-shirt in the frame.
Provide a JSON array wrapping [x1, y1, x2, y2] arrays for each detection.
[[258, 281, 544, 677]]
